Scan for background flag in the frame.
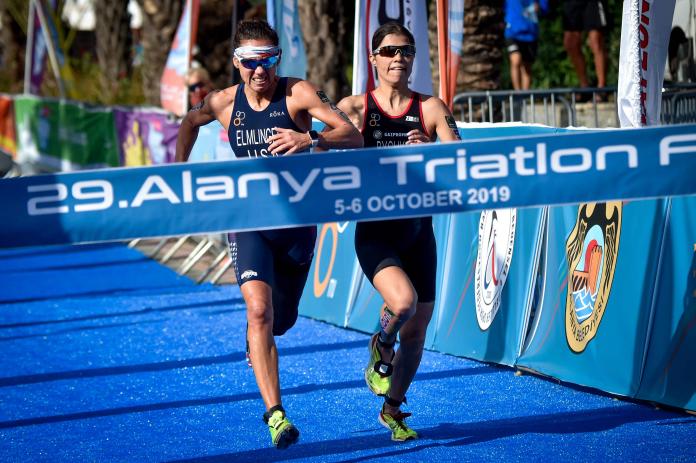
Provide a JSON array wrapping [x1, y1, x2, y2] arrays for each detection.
[[160, 0, 200, 117], [352, 0, 433, 95], [437, 0, 464, 108], [618, 0, 676, 127], [267, 0, 307, 79]]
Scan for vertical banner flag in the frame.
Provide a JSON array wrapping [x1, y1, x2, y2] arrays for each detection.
[[267, 0, 307, 79], [0, 96, 17, 158], [29, 0, 76, 99], [160, 0, 200, 117], [618, 0, 677, 127], [436, 0, 464, 108], [24, 0, 54, 95], [353, 0, 433, 94]]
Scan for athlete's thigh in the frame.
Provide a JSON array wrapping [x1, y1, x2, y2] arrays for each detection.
[[270, 258, 312, 335], [401, 221, 437, 304], [354, 220, 403, 283], [228, 230, 274, 287]]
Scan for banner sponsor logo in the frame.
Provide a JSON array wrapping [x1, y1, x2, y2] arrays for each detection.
[[313, 222, 349, 298], [565, 202, 622, 352], [475, 209, 516, 330]]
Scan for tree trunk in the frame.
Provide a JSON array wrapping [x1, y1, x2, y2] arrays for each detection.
[[298, 0, 351, 103], [0, 1, 28, 93], [94, 0, 132, 104], [459, 0, 505, 92], [136, 0, 183, 106]]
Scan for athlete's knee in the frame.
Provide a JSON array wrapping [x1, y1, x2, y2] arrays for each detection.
[[386, 296, 417, 321], [246, 300, 273, 327]]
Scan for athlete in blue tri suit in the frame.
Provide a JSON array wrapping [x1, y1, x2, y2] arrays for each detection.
[[175, 19, 362, 449], [337, 22, 461, 441]]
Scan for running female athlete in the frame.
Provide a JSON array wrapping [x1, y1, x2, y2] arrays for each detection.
[[337, 21, 461, 442], [175, 19, 362, 450]]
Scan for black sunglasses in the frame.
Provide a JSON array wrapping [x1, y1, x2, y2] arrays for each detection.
[[188, 82, 204, 92], [372, 45, 416, 58]]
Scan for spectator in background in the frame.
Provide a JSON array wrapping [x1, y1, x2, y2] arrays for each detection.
[[505, 0, 548, 90], [563, 0, 608, 95], [186, 66, 213, 109]]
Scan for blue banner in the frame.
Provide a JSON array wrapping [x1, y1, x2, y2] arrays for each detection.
[[517, 200, 669, 396], [1, 125, 696, 248], [298, 221, 362, 326], [635, 196, 696, 411], [428, 207, 545, 366]]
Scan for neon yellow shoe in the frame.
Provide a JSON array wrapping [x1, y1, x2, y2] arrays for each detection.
[[379, 409, 418, 441], [264, 409, 300, 449], [365, 333, 394, 396]]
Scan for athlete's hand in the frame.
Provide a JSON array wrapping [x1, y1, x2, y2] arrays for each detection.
[[405, 129, 430, 144], [267, 127, 309, 155]]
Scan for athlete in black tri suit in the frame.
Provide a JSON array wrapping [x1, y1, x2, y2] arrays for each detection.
[[337, 22, 461, 442], [175, 19, 362, 450]]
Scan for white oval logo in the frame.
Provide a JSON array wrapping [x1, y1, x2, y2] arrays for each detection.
[[474, 209, 517, 330]]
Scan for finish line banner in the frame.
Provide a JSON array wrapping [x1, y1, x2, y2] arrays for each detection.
[[1, 124, 696, 248]]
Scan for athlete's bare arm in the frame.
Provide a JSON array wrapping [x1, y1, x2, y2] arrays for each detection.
[[270, 79, 362, 154], [422, 96, 461, 142], [175, 89, 234, 162], [336, 95, 365, 131]]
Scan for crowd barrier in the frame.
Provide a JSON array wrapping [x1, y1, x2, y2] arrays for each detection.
[[296, 125, 696, 413], [0, 95, 694, 413]]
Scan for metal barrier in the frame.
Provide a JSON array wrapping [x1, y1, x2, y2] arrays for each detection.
[[453, 83, 696, 128], [129, 234, 235, 285], [452, 87, 619, 127], [661, 89, 696, 124]]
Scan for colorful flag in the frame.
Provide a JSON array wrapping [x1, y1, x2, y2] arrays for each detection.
[[352, 0, 433, 95], [436, 0, 464, 108], [24, 0, 52, 95], [267, 0, 307, 79], [0, 96, 17, 159], [26, 0, 76, 98], [160, 0, 200, 116], [618, 0, 676, 127]]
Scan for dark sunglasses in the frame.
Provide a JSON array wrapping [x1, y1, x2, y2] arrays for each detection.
[[188, 82, 204, 92], [372, 45, 416, 58], [239, 54, 280, 70]]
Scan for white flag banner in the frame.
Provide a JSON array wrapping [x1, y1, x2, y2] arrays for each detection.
[[617, 0, 676, 127], [352, 0, 432, 95]]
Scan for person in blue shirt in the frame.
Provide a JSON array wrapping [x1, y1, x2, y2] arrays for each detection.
[[505, 0, 549, 90]]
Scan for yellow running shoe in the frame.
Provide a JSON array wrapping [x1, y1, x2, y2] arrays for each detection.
[[365, 333, 394, 396], [379, 409, 418, 441], [264, 409, 300, 449]]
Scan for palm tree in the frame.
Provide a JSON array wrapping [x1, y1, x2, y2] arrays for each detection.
[[136, 0, 183, 105], [94, 0, 132, 103], [0, 0, 29, 93], [459, 0, 505, 92], [298, 0, 351, 102]]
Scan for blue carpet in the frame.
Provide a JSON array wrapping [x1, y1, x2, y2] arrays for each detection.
[[0, 244, 694, 462]]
